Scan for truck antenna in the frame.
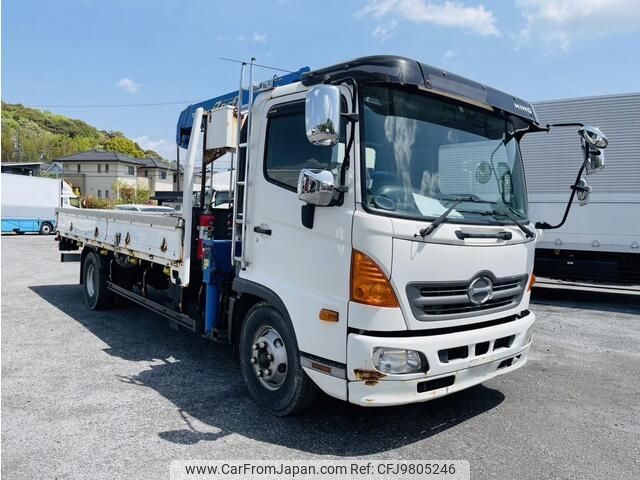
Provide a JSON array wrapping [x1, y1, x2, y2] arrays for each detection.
[[219, 57, 294, 74]]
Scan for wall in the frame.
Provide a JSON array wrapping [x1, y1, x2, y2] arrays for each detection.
[[138, 167, 175, 194], [62, 162, 138, 198]]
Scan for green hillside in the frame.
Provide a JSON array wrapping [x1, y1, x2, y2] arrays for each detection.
[[1, 102, 165, 163]]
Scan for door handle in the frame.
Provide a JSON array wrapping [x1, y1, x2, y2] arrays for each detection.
[[253, 226, 272, 236]]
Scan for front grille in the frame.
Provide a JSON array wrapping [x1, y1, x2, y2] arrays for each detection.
[[406, 274, 527, 321]]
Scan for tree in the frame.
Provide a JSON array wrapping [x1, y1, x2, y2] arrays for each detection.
[[111, 181, 150, 204], [0, 102, 165, 163], [103, 136, 145, 159]]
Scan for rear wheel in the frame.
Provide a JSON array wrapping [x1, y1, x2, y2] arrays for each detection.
[[39, 222, 53, 235], [83, 251, 115, 310], [239, 302, 317, 416]]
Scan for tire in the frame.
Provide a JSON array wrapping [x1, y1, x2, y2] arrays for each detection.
[[239, 302, 318, 416], [82, 251, 115, 310], [39, 222, 53, 235]]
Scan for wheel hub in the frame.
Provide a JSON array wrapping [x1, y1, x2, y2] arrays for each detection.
[[86, 264, 96, 297], [250, 327, 288, 390]]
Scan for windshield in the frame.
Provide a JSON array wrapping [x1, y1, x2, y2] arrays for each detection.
[[361, 85, 528, 225]]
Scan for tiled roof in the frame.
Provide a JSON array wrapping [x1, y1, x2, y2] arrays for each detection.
[[142, 158, 176, 170], [55, 150, 145, 165]]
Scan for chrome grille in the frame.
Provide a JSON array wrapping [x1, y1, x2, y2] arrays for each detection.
[[406, 275, 527, 321]]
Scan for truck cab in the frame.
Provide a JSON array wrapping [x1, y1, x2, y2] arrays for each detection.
[[228, 56, 543, 410]]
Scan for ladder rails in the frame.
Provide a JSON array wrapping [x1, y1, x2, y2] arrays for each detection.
[[230, 58, 256, 269]]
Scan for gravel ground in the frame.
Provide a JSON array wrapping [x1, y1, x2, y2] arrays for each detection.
[[2, 235, 639, 480]]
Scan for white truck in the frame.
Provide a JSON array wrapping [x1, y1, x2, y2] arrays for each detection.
[[56, 56, 608, 415], [520, 93, 640, 291], [2, 173, 75, 234]]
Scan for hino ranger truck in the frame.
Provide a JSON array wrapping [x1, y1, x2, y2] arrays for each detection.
[[55, 56, 608, 415]]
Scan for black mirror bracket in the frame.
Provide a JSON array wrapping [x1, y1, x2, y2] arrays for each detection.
[[301, 204, 315, 229], [535, 145, 589, 231]]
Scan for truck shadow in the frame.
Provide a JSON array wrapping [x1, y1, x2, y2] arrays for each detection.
[[30, 284, 505, 456], [531, 288, 640, 315]]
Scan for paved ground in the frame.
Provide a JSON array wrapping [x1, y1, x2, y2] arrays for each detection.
[[2, 235, 639, 480]]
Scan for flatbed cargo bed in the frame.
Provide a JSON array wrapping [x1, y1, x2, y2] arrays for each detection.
[[56, 208, 185, 268]]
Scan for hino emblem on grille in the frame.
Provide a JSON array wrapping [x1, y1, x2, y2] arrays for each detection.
[[468, 276, 494, 305]]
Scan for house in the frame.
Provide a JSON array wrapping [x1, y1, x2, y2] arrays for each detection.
[[44, 162, 64, 176], [55, 150, 146, 199], [138, 158, 177, 193]]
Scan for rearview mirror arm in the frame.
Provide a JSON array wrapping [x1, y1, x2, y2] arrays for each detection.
[[535, 141, 589, 230], [332, 76, 359, 207]]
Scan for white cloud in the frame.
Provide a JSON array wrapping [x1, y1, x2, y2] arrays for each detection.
[[237, 33, 268, 42], [134, 136, 172, 155], [116, 78, 141, 94], [357, 0, 500, 36], [372, 20, 398, 41], [517, 0, 640, 51], [443, 49, 458, 60]]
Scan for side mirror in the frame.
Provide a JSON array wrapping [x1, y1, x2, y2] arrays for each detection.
[[535, 124, 607, 231], [579, 126, 608, 148], [297, 169, 337, 206], [585, 147, 605, 175], [575, 177, 592, 206], [579, 126, 607, 175], [305, 85, 341, 147]]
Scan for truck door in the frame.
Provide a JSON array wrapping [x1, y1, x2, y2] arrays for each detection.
[[242, 89, 354, 365]]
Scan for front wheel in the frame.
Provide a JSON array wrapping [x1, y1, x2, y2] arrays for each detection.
[[239, 302, 317, 416]]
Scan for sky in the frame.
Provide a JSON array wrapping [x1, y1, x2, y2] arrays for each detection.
[[2, 0, 639, 161]]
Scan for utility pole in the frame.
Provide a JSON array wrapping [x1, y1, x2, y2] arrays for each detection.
[[176, 145, 181, 191]]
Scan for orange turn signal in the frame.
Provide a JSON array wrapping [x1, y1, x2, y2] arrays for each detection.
[[528, 273, 536, 291], [319, 309, 339, 322], [350, 250, 399, 308]]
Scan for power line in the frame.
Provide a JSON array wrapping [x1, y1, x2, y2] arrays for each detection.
[[23, 59, 297, 109], [219, 57, 294, 73], [24, 101, 198, 108]]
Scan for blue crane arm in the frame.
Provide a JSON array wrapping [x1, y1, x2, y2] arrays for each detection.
[[176, 67, 310, 149]]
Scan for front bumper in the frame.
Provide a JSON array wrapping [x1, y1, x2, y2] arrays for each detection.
[[347, 311, 535, 406]]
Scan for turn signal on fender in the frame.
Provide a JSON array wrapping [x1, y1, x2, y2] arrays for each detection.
[[528, 273, 536, 291], [351, 250, 399, 308]]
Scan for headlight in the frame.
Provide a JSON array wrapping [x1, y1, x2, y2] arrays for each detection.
[[372, 347, 427, 374]]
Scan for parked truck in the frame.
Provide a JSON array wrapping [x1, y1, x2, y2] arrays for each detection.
[[55, 56, 608, 415], [520, 93, 640, 292], [2, 173, 75, 234]]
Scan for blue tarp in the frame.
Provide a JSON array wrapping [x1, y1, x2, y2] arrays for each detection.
[[176, 67, 310, 149]]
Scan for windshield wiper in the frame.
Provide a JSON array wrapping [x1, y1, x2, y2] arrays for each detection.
[[416, 199, 464, 237], [437, 194, 536, 239], [490, 205, 536, 239]]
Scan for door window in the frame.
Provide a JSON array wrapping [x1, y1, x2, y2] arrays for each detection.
[[264, 101, 345, 191]]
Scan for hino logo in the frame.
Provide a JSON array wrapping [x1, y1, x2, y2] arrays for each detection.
[[468, 276, 494, 305], [514, 102, 533, 115]]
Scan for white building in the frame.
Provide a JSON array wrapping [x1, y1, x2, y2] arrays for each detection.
[[55, 150, 177, 198]]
